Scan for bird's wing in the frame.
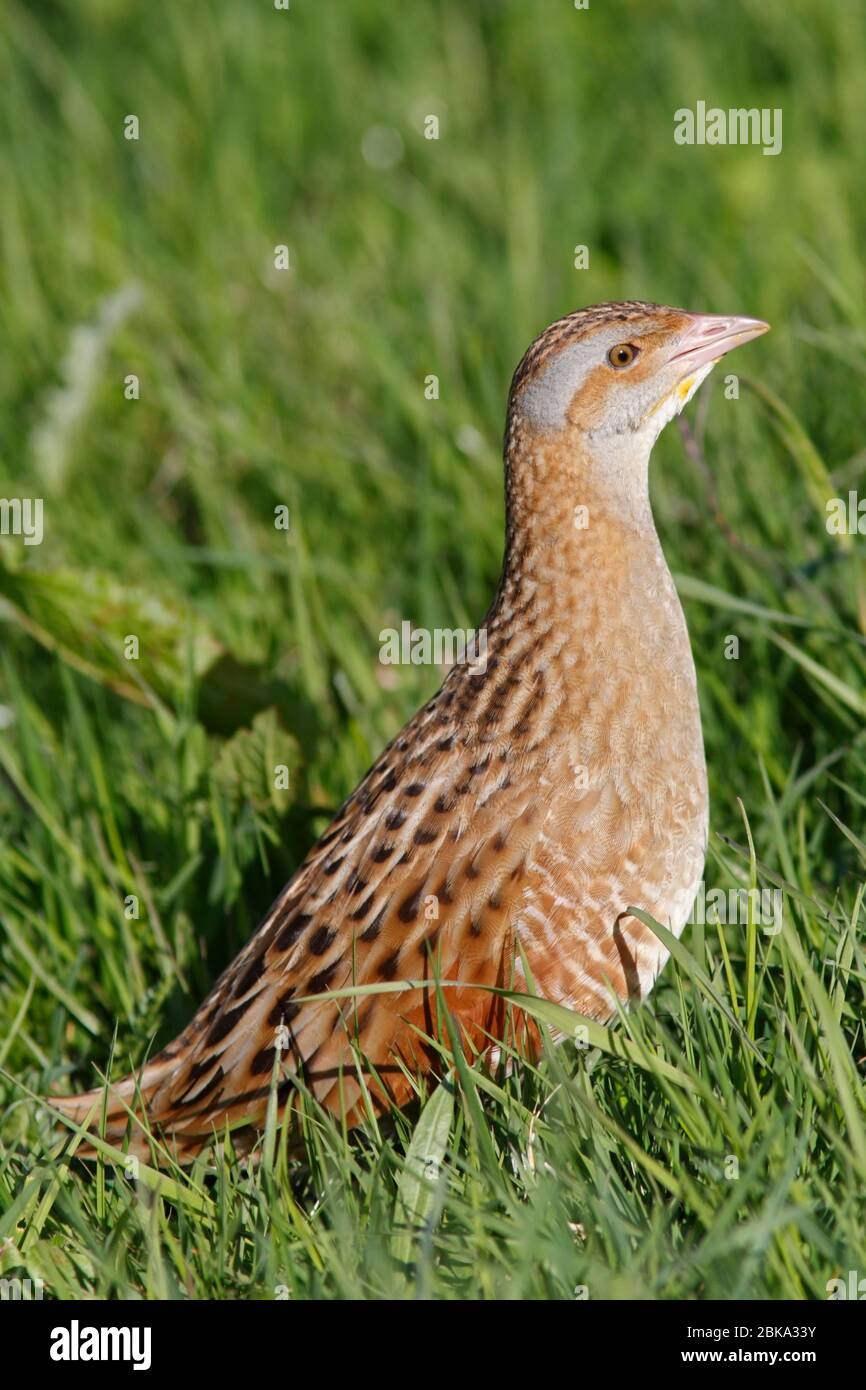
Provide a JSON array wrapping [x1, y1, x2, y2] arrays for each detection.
[[51, 674, 552, 1158]]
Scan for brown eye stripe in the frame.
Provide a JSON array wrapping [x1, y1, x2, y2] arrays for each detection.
[[508, 298, 661, 398]]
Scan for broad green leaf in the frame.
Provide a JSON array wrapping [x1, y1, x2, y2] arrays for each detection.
[[391, 1081, 453, 1267], [212, 707, 300, 814]]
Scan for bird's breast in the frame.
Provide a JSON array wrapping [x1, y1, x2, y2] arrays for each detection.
[[492, 534, 708, 1018]]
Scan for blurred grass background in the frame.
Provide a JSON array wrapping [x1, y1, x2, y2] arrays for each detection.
[[1, 0, 865, 1299]]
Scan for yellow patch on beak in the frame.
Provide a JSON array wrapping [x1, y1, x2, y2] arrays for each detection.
[[677, 376, 696, 400]]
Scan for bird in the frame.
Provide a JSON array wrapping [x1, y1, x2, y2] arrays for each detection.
[[50, 300, 769, 1162]]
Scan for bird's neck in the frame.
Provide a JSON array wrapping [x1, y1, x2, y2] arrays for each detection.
[[491, 423, 689, 675]]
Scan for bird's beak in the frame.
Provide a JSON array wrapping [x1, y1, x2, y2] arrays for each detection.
[[666, 313, 770, 374]]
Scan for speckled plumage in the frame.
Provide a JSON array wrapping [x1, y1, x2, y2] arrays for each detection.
[[51, 301, 769, 1160]]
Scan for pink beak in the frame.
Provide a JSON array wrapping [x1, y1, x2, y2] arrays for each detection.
[[667, 313, 770, 372]]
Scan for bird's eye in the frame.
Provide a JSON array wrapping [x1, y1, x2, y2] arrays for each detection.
[[607, 343, 639, 368]]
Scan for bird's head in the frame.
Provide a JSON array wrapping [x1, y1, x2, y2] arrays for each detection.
[[509, 301, 769, 446]]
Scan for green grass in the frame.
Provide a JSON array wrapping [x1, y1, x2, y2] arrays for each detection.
[[1, 0, 865, 1300]]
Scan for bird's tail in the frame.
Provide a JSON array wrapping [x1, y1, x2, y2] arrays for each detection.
[[46, 1051, 188, 1163], [43, 995, 352, 1165]]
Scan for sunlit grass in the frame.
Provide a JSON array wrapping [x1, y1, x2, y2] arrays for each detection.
[[1, 0, 865, 1299]]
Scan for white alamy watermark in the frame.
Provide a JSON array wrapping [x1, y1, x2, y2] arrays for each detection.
[[827, 1270, 866, 1299], [674, 102, 782, 156], [379, 621, 488, 675], [826, 492, 866, 535], [0, 497, 43, 545], [0, 1276, 44, 1300], [50, 1320, 151, 1370], [690, 883, 782, 935]]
